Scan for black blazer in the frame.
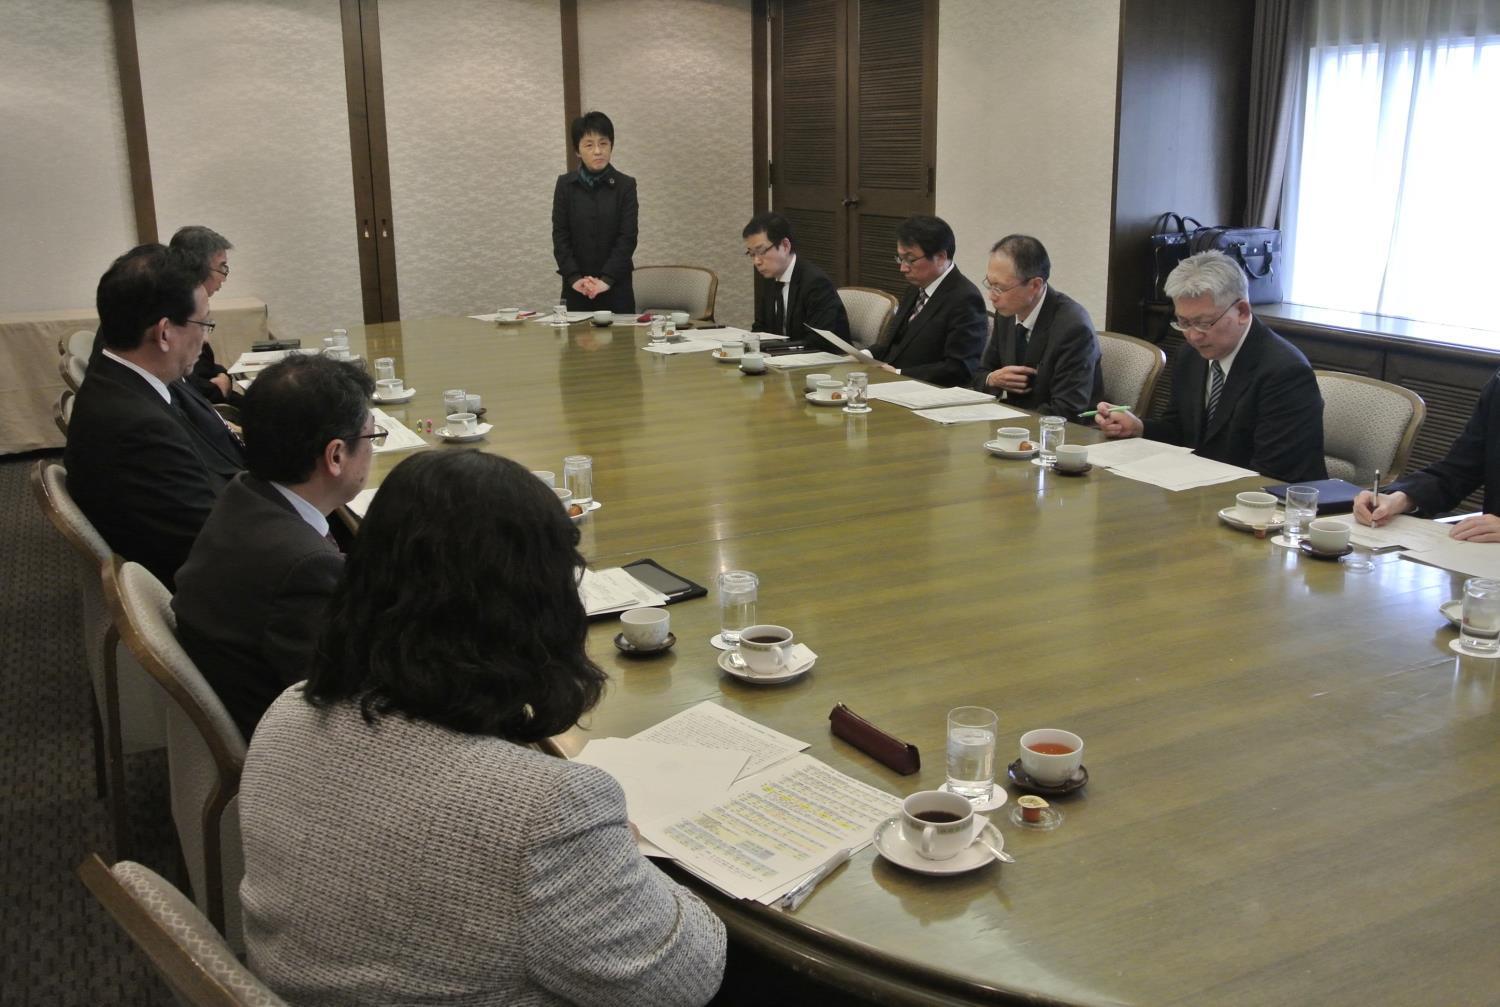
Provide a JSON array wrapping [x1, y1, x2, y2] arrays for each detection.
[[1389, 368, 1500, 516], [751, 256, 851, 352], [973, 286, 1102, 419], [872, 266, 987, 387], [64, 354, 244, 588], [551, 166, 639, 313], [1144, 317, 1326, 483], [173, 474, 344, 739]]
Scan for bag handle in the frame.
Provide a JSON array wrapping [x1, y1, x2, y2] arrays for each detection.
[[1153, 213, 1204, 237], [1229, 242, 1275, 278]]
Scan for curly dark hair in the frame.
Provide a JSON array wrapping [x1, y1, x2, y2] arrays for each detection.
[[305, 450, 606, 743]]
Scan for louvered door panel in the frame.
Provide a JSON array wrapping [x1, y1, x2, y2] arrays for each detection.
[[785, 208, 838, 278], [856, 213, 906, 295]]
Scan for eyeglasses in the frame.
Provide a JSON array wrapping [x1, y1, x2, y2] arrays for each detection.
[[347, 425, 388, 448], [1169, 300, 1239, 333], [744, 243, 776, 258], [210, 263, 229, 278], [982, 277, 1028, 295], [184, 318, 217, 334], [893, 253, 931, 267]]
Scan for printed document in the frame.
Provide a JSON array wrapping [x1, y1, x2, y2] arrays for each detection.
[[915, 402, 1030, 424], [1323, 513, 1454, 553], [767, 351, 848, 369], [578, 567, 669, 616], [1107, 450, 1259, 491], [368, 408, 427, 453], [347, 487, 377, 519], [865, 380, 994, 410], [805, 325, 874, 362], [1402, 540, 1500, 579], [641, 339, 721, 355], [631, 701, 807, 779]]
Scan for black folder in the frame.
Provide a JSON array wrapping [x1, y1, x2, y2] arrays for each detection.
[[1261, 478, 1363, 514]]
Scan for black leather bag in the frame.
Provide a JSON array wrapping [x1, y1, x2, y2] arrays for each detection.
[[1148, 212, 1203, 302], [1190, 226, 1283, 304]]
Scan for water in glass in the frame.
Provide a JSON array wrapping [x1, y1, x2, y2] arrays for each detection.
[[563, 455, 593, 506], [945, 706, 998, 803], [1462, 577, 1500, 652], [718, 570, 758, 646], [1038, 416, 1065, 466], [1284, 485, 1319, 545], [843, 372, 871, 413]]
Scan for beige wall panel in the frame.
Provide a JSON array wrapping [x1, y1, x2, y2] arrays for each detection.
[[0, 0, 135, 312], [134, 0, 362, 340], [577, 0, 755, 325], [379, 0, 566, 318], [936, 0, 1119, 325]]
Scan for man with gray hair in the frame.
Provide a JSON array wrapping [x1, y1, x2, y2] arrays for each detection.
[[1095, 249, 1325, 482], [169, 225, 239, 404]]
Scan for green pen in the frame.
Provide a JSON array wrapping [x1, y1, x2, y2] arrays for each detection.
[[1078, 406, 1133, 418]]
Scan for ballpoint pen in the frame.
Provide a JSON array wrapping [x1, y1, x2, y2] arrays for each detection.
[[777, 847, 852, 911], [1077, 406, 1132, 418]]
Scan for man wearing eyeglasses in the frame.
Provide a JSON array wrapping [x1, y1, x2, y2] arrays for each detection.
[[974, 234, 1102, 419], [66, 244, 246, 589], [870, 215, 986, 387], [1095, 250, 1325, 483], [743, 212, 850, 353], [170, 225, 240, 405], [173, 354, 377, 738]]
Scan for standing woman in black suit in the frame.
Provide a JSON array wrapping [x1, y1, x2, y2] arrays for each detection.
[[552, 110, 638, 314]]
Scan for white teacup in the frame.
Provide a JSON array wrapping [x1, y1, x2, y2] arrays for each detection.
[[671, 311, 690, 327], [995, 426, 1029, 452], [1308, 518, 1351, 554], [720, 340, 744, 358], [620, 607, 670, 649], [375, 377, 405, 399], [533, 470, 556, 487], [1234, 491, 1279, 526], [813, 379, 843, 402], [497, 308, 520, 322], [805, 373, 831, 392], [740, 352, 767, 374], [736, 624, 795, 675], [592, 310, 613, 325], [1055, 444, 1088, 471], [446, 412, 478, 436], [899, 790, 976, 861], [552, 485, 573, 508], [1019, 728, 1084, 786]]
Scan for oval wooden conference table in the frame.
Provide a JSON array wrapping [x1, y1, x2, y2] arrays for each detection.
[[346, 315, 1496, 1006]]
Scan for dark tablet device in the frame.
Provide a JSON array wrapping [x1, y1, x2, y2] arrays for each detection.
[[621, 559, 708, 603], [1262, 478, 1362, 514]]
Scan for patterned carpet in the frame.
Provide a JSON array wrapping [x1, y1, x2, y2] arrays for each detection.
[[0, 454, 175, 1006]]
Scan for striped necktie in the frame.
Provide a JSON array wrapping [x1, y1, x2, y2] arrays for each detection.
[[1206, 360, 1225, 422], [908, 290, 929, 322]]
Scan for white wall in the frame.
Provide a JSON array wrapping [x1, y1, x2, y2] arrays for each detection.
[[935, 0, 1120, 324], [0, 0, 135, 313], [577, 0, 755, 326]]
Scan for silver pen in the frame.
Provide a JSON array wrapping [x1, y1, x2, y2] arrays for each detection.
[[778, 847, 852, 911]]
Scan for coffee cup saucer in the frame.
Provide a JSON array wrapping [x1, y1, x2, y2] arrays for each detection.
[[805, 392, 845, 407], [1217, 506, 1285, 532], [983, 440, 1037, 460], [715, 350, 744, 363], [1007, 759, 1088, 796], [1441, 599, 1462, 626], [1054, 463, 1093, 477], [1299, 541, 1353, 560], [1449, 639, 1500, 659], [372, 386, 416, 404], [436, 423, 492, 442], [717, 647, 814, 684], [872, 814, 999, 875], [613, 631, 676, 656]]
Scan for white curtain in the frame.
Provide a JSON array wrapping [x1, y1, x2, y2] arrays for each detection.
[[1283, 0, 1500, 331]]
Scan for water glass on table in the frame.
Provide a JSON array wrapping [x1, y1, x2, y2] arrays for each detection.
[[842, 372, 871, 414], [1284, 485, 1319, 545], [442, 389, 467, 417], [374, 357, 396, 382], [649, 317, 666, 343], [552, 302, 569, 326], [717, 570, 758, 646], [1038, 416, 1066, 467], [1462, 577, 1500, 653], [946, 706, 998, 805], [562, 455, 593, 506]]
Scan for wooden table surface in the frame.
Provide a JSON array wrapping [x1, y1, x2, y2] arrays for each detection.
[[353, 316, 1498, 1006]]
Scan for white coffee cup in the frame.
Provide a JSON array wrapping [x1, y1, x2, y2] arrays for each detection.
[[1234, 491, 1279, 526], [446, 412, 478, 436], [671, 311, 690, 327], [497, 308, 520, 322], [1308, 518, 1351, 553], [620, 607, 670, 649], [1055, 444, 1088, 471], [805, 373, 831, 391], [899, 790, 976, 861], [592, 310, 613, 325], [721, 340, 744, 358], [740, 352, 767, 374], [736, 624, 795, 675], [814, 379, 844, 402], [1019, 728, 1084, 786], [552, 485, 573, 508], [533, 470, 556, 487], [995, 426, 1029, 452], [375, 377, 405, 399]]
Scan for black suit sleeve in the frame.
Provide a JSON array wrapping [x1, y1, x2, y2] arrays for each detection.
[[751, 281, 770, 334], [552, 176, 581, 285], [900, 286, 987, 387], [798, 270, 851, 350], [110, 418, 220, 587], [972, 316, 1002, 392], [1037, 307, 1101, 419], [1247, 359, 1326, 483], [1390, 372, 1500, 515], [599, 176, 639, 285], [263, 549, 344, 687]]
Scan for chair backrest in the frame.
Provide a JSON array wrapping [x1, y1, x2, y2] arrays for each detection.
[[837, 287, 898, 349], [60, 352, 87, 392], [1316, 370, 1426, 483], [55, 389, 74, 436], [104, 561, 248, 944], [32, 461, 115, 694], [1098, 332, 1167, 414], [633, 265, 719, 320], [65, 328, 95, 359], [78, 854, 286, 1007]]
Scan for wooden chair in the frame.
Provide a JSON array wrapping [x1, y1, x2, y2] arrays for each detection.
[[633, 265, 719, 321], [104, 560, 248, 945], [60, 352, 87, 392], [1098, 331, 1167, 414], [31, 462, 167, 858], [55, 389, 74, 436], [78, 854, 286, 1006], [1316, 370, 1426, 482], [837, 287, 898, 349]]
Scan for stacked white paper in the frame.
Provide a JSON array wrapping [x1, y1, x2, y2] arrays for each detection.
[[367, 407, 428, 453]]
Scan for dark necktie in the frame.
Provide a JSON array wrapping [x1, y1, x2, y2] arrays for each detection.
[[771, 281, 787, 334], [1015, 323, 1029, 362], [1206, 360, 1225, 422], [908, 290, 929, 322]]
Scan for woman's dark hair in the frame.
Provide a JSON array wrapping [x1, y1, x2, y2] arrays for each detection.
[[305, 450, 606, 742], [571, 109, 615, 149]]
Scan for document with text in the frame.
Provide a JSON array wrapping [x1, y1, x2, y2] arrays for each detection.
[[631, 701, 807, 780], [915, 403, 1030, 425], [368, 408, 428, 453], [579, 567, 669, 616], [865, 380, 995, 410], [767, 351, 849, 369]]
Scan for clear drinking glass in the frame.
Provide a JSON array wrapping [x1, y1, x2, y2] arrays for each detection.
[[552, 301, 570, 327], [745, 332, 761, 355], [330, 328, 350, 348], [1284, 485, 1319, 545], [718, 570, 758, 646], [442, 389, 467, 416], [374, 357, 396, 382], [842, 372, 871, 414], [945, 706, 998, 804], [1038, 416, 1066, 466], [563, 455, 593, 506], [1461, 577, 1500, 652], [649, 317, 666, 343], [663, 318, 677, 340]]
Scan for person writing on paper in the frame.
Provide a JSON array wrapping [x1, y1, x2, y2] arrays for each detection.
[[239, 450, 725, 1007], [1354, 370, 1500, 541], [1094, 250, 1325, 483], [172, 354, 377, 740], [552, 110, 638, 314], [869, 214, 987, 387], [744, 211, 850, 353], [973, 234, 1102, 418]]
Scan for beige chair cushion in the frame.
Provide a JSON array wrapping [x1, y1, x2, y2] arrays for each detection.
[[1317, 372, 1421, 484], [838, 287, 897, 349], [1099, 332, 1165, 411], [633, 266, 719, 320]]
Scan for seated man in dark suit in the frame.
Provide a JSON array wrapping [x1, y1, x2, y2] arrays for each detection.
[[172, 354, 377, 738], [1095, 250, 1326, 484], [743, 211, 850, 353], [870, 215, 986, 387], [65, 244, 246, 589], [1354, 369, 1500, 541], [170, 225, 241, 406], [973, 234, 1102, 419]]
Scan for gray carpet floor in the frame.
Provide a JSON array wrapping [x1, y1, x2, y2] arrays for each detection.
[[1, 453, 175, 1006]]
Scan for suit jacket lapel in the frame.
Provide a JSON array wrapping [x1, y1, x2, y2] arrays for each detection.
[[881, 286, 922, 359], [889, 274, 950, 364], [1021, 295, 1058, 369]]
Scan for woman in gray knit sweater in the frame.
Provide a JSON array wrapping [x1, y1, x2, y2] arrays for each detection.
[[238, 450, 726, 1006]]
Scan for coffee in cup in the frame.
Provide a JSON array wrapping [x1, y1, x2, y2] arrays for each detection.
[[995, 426, 1029, 452], [1019, 728, 1084, 786], [1307, 518, 1351, 554], [740, 352, 767, 374], [736, 624, 795, 675], [620, 607, 670, 649], [1233, 491, 1278, 526], [899, 790, 976, 861], [1055, 444, 1088, 471], [446, 412, 478, 436]]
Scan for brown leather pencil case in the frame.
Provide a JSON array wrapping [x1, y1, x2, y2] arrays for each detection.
[[829, 703, 920, 775]]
